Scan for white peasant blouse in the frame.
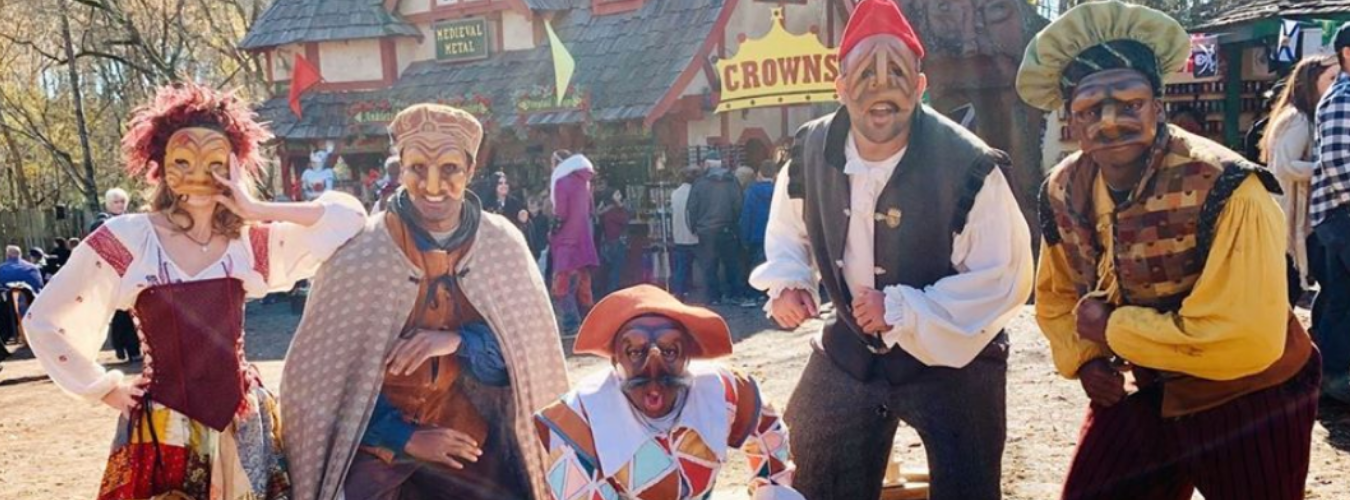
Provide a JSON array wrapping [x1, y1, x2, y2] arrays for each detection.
[[23, 192, 367, 404]]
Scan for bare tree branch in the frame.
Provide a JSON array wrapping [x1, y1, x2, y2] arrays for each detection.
[[0, 0, 270, 209]]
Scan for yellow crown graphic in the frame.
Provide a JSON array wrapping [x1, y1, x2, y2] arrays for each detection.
[[716, 8, 839, 113]]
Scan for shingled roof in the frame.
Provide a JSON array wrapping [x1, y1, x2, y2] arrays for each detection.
[[257, 91, 391, 140], [258, 0, 729, 139], [1282, 0, 1350, 18], [239, 0, 421, 50], [523, 0, 586, 11], [1192, 0, 1350, 30]]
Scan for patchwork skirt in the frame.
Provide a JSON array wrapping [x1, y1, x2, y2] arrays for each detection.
[[97, 385, 291, 500]]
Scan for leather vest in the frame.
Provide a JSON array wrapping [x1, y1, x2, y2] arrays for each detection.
[[133, 277, 252, 431], [789, 106, 1011, 384]]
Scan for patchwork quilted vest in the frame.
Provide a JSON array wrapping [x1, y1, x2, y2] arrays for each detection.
[[1040, 125, 1312, 415], [1039, 126, 1279, 311]]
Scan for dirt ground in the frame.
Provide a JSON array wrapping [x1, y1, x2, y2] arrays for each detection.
[[1, 302, 1347, 499]]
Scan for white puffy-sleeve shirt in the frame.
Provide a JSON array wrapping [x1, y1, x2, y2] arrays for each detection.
[[749, 135, 1034, 368], [24, 192, 366, 403]]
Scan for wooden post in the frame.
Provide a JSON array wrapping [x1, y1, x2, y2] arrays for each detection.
[[1224, 42, 1243, 149]]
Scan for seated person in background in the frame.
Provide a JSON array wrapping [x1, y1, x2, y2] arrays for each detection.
[[1, 244, 43, 348], [1, 245, 44, 294]]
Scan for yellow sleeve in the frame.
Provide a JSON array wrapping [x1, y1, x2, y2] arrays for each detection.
[[1034, 238, 1111, 379], [1106, 176, 1288, 380]]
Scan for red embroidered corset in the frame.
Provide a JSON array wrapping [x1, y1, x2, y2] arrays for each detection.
[[133, 277, 252, 431]]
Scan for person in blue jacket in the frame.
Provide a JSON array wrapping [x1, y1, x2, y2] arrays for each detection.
[[741, 159, 779, 269]]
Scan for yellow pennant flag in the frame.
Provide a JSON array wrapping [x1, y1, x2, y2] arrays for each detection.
[[544, 20, 575, 106]]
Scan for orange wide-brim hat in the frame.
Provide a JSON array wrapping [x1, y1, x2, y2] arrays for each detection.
[[573, 284, 734, 360]]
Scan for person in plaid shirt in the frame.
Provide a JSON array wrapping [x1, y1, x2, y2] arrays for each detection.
[[1313, 23, 1350, 404]]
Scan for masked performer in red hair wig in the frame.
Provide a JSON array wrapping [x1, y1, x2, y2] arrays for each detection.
[[23, 82, 367, 500]]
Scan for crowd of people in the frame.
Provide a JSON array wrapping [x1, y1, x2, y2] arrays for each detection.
[[1, 187, 140, 369], [1255, 47, 1350, 405], [349, 138, 782, 335], [5, 0, 1350, 499]]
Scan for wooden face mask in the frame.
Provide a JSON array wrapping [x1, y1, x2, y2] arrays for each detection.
[[398, 135, 473, 203], [611, 315, 693, 419], [1068, 68, 1160, 170], [389, 104, 484, 225], [838, 35, 925, 146], [163, 128, 231, 197], [398, 138, 475, 226]]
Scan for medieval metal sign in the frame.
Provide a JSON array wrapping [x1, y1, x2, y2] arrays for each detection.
[[715, 8, 838, 112], [434, 18, 490, 63]]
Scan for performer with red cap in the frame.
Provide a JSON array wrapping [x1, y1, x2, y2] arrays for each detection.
[[533, 285, 803, 500], [749, 0, 1034, 498]]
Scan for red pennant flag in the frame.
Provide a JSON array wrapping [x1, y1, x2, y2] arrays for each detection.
[[289, 54, 321, 118]]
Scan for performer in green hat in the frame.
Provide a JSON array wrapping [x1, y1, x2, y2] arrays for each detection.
[[1020, 2, 1320, 498]]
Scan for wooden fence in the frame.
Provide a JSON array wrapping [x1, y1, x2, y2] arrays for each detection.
[[0, 207, 94, 252]]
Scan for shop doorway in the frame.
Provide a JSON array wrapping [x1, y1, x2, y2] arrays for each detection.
[[743, 137, 771, 170]]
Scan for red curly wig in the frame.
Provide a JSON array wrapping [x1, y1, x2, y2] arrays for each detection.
[[121, 82, 273, 182]]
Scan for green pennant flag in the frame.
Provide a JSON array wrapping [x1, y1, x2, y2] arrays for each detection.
[[1322, 19, 1340, 46], [544, 20, 575, 107]]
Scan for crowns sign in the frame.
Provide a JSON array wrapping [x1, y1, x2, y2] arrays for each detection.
[[716, 8, 840, 113]]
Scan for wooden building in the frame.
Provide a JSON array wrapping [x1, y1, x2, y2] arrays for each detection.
[[240, 0, 851, 202]]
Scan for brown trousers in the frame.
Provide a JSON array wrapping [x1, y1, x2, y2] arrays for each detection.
[[343, 449, 521, 500]]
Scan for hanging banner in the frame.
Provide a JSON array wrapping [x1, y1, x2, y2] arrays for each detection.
[[716, 8, 838, 113], [1189, 34, 1219, 78], [346, 94, 494, 124], [515, 85, 589, 114], [1321, 20, 1340, 46], [1275, 19, 1300, 64]]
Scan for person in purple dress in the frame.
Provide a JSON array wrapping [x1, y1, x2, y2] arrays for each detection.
[[548, 151, 600, 333]]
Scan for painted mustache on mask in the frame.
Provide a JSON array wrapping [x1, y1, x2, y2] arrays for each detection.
[[856, 87, 907, 106], [1086, 123, 1146, 148], [623, 374, 693, 392]]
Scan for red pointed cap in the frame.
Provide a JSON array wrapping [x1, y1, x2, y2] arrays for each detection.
[[840, 0, 925, 64]]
